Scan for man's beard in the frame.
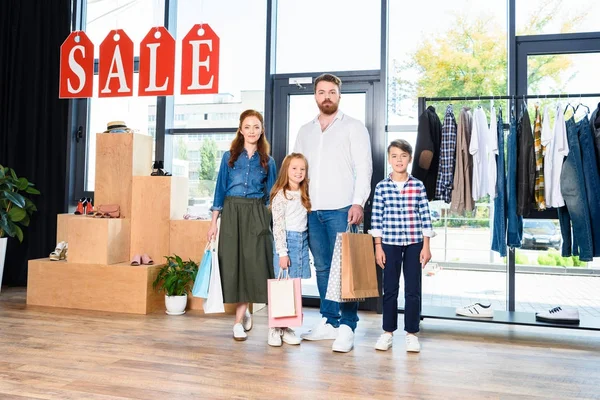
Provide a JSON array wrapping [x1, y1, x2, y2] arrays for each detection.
[[318, 100, 339, 115]]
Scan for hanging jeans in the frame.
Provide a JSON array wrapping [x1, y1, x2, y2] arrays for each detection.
[[577, 117, 600, 256], [507, 115, 523, 247], [491, 111, 507, 256], [558, 117, 593, 261]]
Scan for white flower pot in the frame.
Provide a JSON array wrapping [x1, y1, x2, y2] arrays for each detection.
[[165, 293, 187, 315], [0, 237, 7, 294]]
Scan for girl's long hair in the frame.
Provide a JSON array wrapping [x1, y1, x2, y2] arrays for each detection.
[[228, 109, 270, 169], [269, 153, 311, 212]]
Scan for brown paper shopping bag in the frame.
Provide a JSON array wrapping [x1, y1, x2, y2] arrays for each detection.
[[341, 228, 379, 300]]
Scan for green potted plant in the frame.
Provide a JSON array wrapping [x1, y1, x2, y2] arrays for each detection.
[[152, 255, 198, 315], [0, 165, 40, 292]]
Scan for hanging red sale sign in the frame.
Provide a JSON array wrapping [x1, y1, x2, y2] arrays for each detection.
[[98, 29, 134, 98], [180, 24, 220, 95], [138, 27, 175, 97], [59, 31, 94, 98]]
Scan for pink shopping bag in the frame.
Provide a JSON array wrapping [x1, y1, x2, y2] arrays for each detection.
[[268, 274, 303, 328]]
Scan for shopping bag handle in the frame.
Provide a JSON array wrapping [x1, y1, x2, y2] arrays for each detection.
[[346, 223, 360, 234], [277, 269, 290, 280]]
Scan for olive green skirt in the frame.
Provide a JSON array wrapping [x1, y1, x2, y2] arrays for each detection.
[[218, 196, 274, 304]]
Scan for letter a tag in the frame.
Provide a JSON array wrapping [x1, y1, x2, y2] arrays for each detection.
[[180, 24, 220, 95], [59, 31, 94, 98], [139, 27, 175, 96], [98, 29, 134, 98]]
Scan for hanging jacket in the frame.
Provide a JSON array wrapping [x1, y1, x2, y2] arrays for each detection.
[[412, 106, 442, 201], [517, 106, 535, 216], [591, 104, 600, 172], [450, 107, 474, 214]]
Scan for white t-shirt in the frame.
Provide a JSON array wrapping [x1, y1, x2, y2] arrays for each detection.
[[470, 107, 490, 201], [487, 105, 498, 197], [544, 104, 569, 208]]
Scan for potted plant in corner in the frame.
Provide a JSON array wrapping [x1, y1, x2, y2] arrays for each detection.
[[0, 165, 40, 292], [152, 255, 199, 315]]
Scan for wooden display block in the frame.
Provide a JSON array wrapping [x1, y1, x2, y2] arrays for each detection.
[[67, 217, 130, 265], [94, 133, 153, 219], [56, 213, 81, 243], [169, 220, 211, 261], [27, 259, 163, 314]]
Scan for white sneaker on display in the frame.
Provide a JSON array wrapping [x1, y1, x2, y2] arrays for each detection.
[[268, 328, 282, 347], [332, 325, 354, 353], [375, 333, 393, 351], [300, 317, 339, 341], [536, 306, 580, 324], [242, 309, 253, 331], [405, 334, 421, 353], [233, 323, 247, 341], [456, 302, 494, 318], [281, 328, 301, 345]]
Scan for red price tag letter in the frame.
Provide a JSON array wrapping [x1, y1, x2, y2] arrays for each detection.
[[139, 27, 175, 96], [98, 29, 134, 97], [59, 31, 94, 98], [180, 24, 220, 95]]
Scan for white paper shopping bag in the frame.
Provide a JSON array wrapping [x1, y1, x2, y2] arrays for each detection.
[[268, 270, 296, 318], [204, 218, 225, 313]]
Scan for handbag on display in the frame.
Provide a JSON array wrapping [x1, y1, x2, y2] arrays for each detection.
[[268, 269, 303, 328], [90, 204, 121, 218], [191, 242, 212, 298]]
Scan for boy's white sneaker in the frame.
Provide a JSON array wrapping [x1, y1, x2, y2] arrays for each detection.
[[281, 328, 301, 345], [405, 334, 420, 353], [242, 309, 253, 331], [233, 323, 247, 341], [375, 333, 393, 351], [301, 317, 338, 341], [268, 328, 282, 347], [332, 325, 354, 353]]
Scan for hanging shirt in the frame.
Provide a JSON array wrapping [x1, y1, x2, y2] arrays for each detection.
[[487, 105, 499, 197], [435, 105, 458, 203], [412, 106, 442, 201], [469, 107, 489, 201], [533, 105, 546, 210], [517, 106, 535, 217], [450, 107, 474, 214], [543, 104, 569, 208]]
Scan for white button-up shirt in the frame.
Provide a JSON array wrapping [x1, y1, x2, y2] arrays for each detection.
[[294, 110, 373, 211]]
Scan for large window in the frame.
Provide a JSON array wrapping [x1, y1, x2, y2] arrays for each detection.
[[517, 0, 600, 36]]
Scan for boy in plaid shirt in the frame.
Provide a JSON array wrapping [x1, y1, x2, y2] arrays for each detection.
[[370, 139, 434, 353]]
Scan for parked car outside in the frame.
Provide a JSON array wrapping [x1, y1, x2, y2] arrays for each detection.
[[430, 210, 440, 222], [522, 219, 561, 250]]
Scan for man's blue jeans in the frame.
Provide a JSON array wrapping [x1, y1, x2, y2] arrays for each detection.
[[492, 111, 507, 256], [308, 206, 359, 331], [507, 115, 523, 247]]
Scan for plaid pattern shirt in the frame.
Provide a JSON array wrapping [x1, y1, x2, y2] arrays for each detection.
[[435, 105, 458, 203], [370, 175, 434, 246]]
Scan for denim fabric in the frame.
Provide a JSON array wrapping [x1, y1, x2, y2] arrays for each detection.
[[491, 110, 507, 256], [558, 118, 593, 261], [576, 117, 600, 257], [307, 205, 359, 331], [273, 230, 311, 279], [211, 150, 277, 211], [381, 242, 423, 334], [507, 115, 523, 247]]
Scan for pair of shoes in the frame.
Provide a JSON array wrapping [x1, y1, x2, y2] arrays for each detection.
[[456, 302, 494, 318], [536, 306, 580, 324], [74, 197, 94, 215], [268, 328, 302, 347], [300, 317, 339, 341], [49, 241, 68, 261], [405, 334, 421, 353], [233, 323, 247, 341], [151, 161, 172, 176], [375, 332, 393, 351], [130, 254, 154, 266]]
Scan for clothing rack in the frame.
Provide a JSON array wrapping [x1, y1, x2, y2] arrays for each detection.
[[421, 93, 600, 102]]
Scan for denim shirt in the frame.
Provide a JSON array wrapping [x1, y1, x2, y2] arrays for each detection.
[[211, 150, 277, 211]]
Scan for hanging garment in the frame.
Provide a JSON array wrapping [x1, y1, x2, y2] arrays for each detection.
[[542, 104, 569, 208], [450, 107, 474, 214], [516, 106, 535, 216], [591, 104, 600, 172], [469, 107, 490, 201], [412, 106, 442, 201], [507, 113, 523, 247], [434, 105, 457, 203], [491, 109, 507, 257], [533, 105, 546, 210], [487, 105, 498, 198]]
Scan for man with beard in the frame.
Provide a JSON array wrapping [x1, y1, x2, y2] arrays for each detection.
[[294, 73, 373, 353]]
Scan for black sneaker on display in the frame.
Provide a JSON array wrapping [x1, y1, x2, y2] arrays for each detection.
[[536, 306, 580, 324]]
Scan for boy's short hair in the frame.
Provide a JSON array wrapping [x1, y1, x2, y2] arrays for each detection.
[[387, 139, 413, 156]]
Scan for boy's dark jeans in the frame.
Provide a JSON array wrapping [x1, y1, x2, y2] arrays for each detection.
[[381, 242, 423, 334]]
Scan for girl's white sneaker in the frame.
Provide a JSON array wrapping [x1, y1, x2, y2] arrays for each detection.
[[281, 328, 301, 345], [268, 328, 282, 347]]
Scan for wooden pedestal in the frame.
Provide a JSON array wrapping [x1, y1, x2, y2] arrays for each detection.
[[67, 217, 130, 265], [94, 133, 153, 219], [56, 214, 80, 243], [27, 259, 163, 314], [130, 176, 187, 261]]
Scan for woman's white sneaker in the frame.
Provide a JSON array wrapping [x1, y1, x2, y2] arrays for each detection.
[[233, 323, 247, 341], [268, 328, 282, 347], [242, 309, 253, 331], [405, 334, 420, 352], [281, 328, 301, 345], [375, 333, 393, 351]]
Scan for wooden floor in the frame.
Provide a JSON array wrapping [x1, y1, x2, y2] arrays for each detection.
[[1, 288, 599, 400]]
